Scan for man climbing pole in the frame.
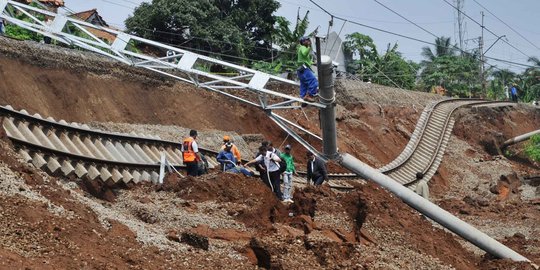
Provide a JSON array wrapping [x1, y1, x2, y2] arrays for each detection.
[[181, 129, 202, 177], [297, 36, 319, 103]]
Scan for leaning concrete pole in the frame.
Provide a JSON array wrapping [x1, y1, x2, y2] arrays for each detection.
[[316, 56, 531, 262], [339, 154, 530, 262], [318, 55, 338, 158], [501, 129, 540, 149]]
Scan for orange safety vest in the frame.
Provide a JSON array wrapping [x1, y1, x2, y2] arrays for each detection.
[[182, 137, 197, 162]]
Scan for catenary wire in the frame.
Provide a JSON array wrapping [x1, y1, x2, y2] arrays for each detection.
[[440, 0, 531, 59], [305, 0, 538, 69], [471, 0, 540, 51]]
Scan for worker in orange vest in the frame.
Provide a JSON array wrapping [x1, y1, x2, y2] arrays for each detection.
[[221, 135, 241, 164], [181, 129, 202, 176]]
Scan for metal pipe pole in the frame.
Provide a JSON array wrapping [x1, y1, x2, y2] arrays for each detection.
[[501, 129, 540, 149], [315, 36, 322, 80], [338, 153, 530, 262], [318, 55, 338, 158]]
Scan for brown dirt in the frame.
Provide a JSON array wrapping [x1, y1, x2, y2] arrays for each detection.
[[159, 172, 289, 232], [0, 38, 539, 269], [0, 138, 240, 269]]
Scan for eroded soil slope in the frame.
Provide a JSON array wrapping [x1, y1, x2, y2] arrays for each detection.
[[0, 37, 539, 269]]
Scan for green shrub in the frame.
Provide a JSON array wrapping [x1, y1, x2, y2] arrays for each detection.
[[525, 134, 540, 162]]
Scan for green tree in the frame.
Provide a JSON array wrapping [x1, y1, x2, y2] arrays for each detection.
[[270, 9, 312, 73], [343, 33, 378, 77], [518, 57, 540, 102], [488, 69, 516, 100], [4, 2, 45, 42], [125, 0, 280, 62], [525, 135, 540, 162], [344, 32, 419, 89], [419, 37, 482, 97], [420, 36, 456, 65]]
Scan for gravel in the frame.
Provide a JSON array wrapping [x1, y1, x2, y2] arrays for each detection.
[[362, 222, 456, 270], [336, 78, 447, 107], [88, 122, 257, 160], [59, 181, 189, 252]]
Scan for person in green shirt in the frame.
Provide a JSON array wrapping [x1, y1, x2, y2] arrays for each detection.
[[280, 144, 297, 203], [297, 36, 319, 102]]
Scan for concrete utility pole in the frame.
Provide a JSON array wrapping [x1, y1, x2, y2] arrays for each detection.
[[480, 11, 487, 97], [315, 36, 338, 158], [454, 0, 466, 52], [316, 39, 530, 263]]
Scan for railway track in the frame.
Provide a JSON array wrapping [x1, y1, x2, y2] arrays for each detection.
[[0, 105, 223, 184], [381, 99, 512, 187], [0, 100, 515, 188], [318, 99, 515, 187]]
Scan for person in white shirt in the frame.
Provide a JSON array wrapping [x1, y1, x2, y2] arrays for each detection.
[[245, 146, 283, 200]]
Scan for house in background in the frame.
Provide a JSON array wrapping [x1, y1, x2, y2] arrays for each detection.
[[69, 9, 117, 44]]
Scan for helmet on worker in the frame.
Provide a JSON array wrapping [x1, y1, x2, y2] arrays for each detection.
[[299, 36, 310, 44]]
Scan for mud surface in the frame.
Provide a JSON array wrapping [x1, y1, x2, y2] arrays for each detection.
[[0, 37, 539, 269]]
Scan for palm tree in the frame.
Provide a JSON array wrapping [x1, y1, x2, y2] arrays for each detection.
[[490, 69, 516, 99], [272, 9, 312, 72], [420, 36, 456, 65], [521, 57, 540, 102], [492, 69, 516, 85]]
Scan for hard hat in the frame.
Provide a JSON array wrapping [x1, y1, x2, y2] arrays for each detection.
[[299, 36, 310, 43], [223, 135, 231, 142], [225, 142, 232, 148], [284, 144, 291, 150]]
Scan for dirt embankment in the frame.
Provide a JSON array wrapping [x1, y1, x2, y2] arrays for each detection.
[[0, 37, 430, 167], [1, 37, 539, 269]]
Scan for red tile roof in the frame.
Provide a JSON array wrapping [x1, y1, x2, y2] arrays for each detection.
[[69, 9, 117, 44], [70, 9, 97, 22]]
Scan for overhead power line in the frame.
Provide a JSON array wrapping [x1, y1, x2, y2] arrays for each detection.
[[306, 0, 432, 45], [306, 0, 537, 69], [471, 0, 540, 51], [440, 0, 531, 59], [100, 0, 136, 10], [373, 0, 438, 40], [67, 0, 538, 70]]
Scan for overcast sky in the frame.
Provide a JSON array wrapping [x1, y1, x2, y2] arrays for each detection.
[[63, 0, 540, 71]]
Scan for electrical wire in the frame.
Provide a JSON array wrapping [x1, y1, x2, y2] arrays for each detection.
[[305, 0, 538, 69], [440, 0, 531, 59], [373, 0, 437, 40], [471, 0, 540, 51], [64, 0, 539, 72]]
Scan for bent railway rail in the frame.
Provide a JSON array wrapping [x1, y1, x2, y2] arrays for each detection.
[[322, 99, 515, 187], [0, 105, 218, 184], [0, 100, 515, 187]]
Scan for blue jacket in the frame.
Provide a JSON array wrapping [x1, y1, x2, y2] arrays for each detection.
[[217, 150, 237, 171]]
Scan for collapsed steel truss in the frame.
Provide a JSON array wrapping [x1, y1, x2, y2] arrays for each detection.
[[0, 0, 326, 155]]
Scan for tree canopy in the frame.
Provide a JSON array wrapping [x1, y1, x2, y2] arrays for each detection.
[[125, 0, 280, 62], [418, 36, 482, 97], [344, 33, 419, 89]]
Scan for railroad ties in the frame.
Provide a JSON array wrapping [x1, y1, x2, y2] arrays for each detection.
[[380, 99, 515, 188], [0, 100, 515, 189], [321, 99, 515, 189], [0, 105, 221, 185]]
